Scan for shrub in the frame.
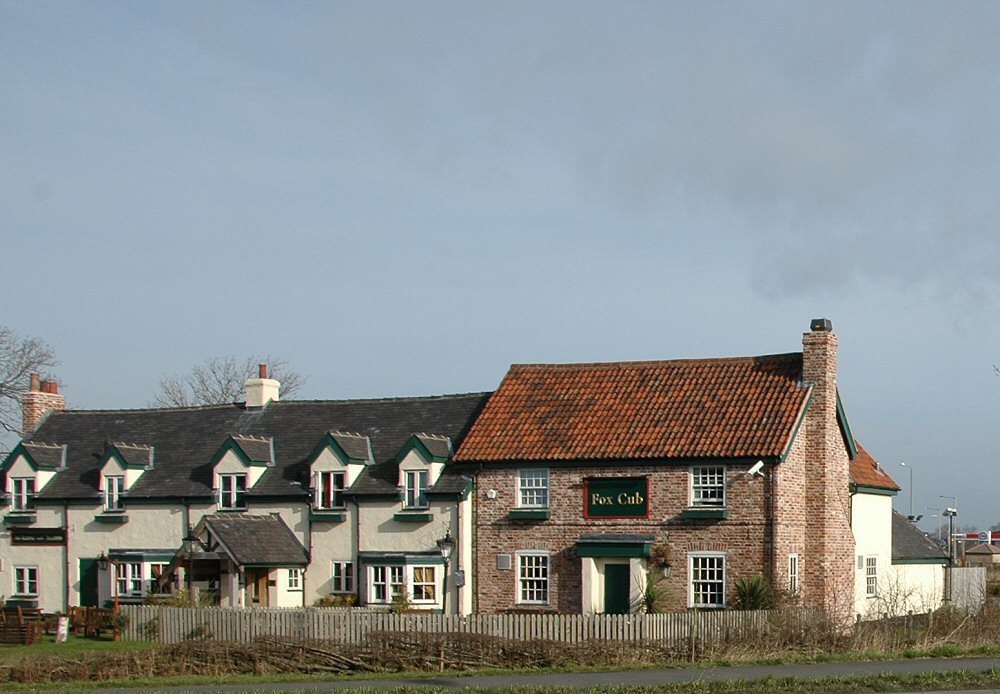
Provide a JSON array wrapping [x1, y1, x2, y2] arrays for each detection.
[[734, 575, 774, 610], [313, 594, 358, 608]]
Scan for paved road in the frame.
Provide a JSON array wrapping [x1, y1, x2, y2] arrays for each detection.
[[71, 655, 1000, 692]]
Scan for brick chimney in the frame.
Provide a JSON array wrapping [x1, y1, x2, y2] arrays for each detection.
[[244, 363, 280, 408], [801, 318, 855, 622], [21, 373, 66, 434]]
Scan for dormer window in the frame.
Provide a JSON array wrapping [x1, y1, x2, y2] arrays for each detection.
[[104, 476, 125, 512], [11, 478, 35, 512], [314, 471, 346, 510], [219, 473, 247, 510], [404, 470, 428, 509]]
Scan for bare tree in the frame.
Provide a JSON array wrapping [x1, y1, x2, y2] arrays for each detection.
[[0, 326, 58, 444], [154, 356, 304, 407]]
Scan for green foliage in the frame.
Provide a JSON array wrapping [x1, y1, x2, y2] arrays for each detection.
[[141, 616, 160, 640], [112, 611, 130, 630], [186, 622, 214, 640], [633, 570, 669, 614], [314, 593, 358, 608], [734, 575, 774, 610], [390, 590, 413, 613]]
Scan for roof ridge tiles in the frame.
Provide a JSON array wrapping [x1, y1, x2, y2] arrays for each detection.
[[508, 352, 802, 370], [35, 391, 493, 416]]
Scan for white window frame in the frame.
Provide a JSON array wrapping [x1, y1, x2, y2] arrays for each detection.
[[288, 568, 302, 591], [788, 554, 799, 594], [865, 556, 878, 598], [104, 475, 125, 512], [331, 561, 355, 593], [11, 477, 35, 512], [218, 473, 247, 510], [690, 466, 726, 508], [689, 552, 726, 608], [14, 566, 38, 596], [411, 566, 437, 603], [370, 565, 406, 604], [115, 561, 143, 598], [404, 470, 428, 509], [516, 552, 550, 605], [518, 469, 549, 509], [314, 470, 346, 510]]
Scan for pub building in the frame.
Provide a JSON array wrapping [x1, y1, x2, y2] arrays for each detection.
[[455, 320, 861, 616]]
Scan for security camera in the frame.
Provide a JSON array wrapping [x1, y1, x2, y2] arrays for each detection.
[[747, 460, 764, 477]]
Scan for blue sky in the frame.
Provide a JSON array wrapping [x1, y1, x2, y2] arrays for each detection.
[[4, 1, 1000, 531]]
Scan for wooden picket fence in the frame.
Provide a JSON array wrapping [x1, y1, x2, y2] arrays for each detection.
[[118, 605, 820, 645]]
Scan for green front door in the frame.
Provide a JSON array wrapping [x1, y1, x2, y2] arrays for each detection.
[[603, 563, 631, 614], [79, 558, 98, 607]]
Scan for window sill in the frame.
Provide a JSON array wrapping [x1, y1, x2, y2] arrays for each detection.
[[393, 511, 433, 523], [95, 513, 129, 524], [217, 507, 248, 513], [4, 513, 36, 525], [309, 511, 347, 522], [509, 509, 550, 521], [681, 508, 728, 520]]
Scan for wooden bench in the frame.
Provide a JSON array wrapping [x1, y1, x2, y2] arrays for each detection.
[[68, 606, 115, 637], [0, 608, 44, 645]]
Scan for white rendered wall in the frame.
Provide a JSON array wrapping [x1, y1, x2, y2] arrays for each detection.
[[851, 491, 893, 619]]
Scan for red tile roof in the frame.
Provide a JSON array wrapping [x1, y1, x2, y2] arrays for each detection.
[[455, 353, 809, 463], [850, 444, 899, 490]]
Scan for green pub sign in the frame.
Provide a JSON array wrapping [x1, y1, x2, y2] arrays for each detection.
[[584, 477, 649, 519]]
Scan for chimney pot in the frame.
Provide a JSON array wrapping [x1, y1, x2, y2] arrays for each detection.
[[258, 363, 268, 379], [30, 373, 40, 392], [810, 318, 833, 332]]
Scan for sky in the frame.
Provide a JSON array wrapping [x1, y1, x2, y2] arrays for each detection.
[[4, 1, 1000, 532]]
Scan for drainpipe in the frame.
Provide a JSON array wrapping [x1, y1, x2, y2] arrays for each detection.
[[352, 497, 362, 602], [63, 502, 70, 612]]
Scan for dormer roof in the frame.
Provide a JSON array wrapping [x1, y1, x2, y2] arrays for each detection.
[[307, 431, 373, 466], [212, 435, 275, 467], [5, 441, 67, 471], [102, 442, 154, 470], [397, 433, 451, 463]]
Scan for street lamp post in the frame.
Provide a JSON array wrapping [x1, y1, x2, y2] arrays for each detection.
[[436, 531, 455, 615], [900, 462, 914, 519], [940, 495, 957, 564], [924, 507, 944, 545]]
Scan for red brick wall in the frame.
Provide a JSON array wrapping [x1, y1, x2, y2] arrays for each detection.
[[801, 327, 855, 621], [21, 382, 65, 435], [474, 464, 773, 614]]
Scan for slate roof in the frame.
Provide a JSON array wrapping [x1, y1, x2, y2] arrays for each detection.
[[414, 434, 452, 459], [891, 510, 949, 563], [229, 435, 275, 464], [455, 354, 809, 463], [850, 445, 899, 490], [966, 543, 1000, 555], [201, 514, 308, 566], [327, 432, 374, 463], [107, 442, 154, 468], [5, 393, 490, 502], [19, 442, 66, 469]]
